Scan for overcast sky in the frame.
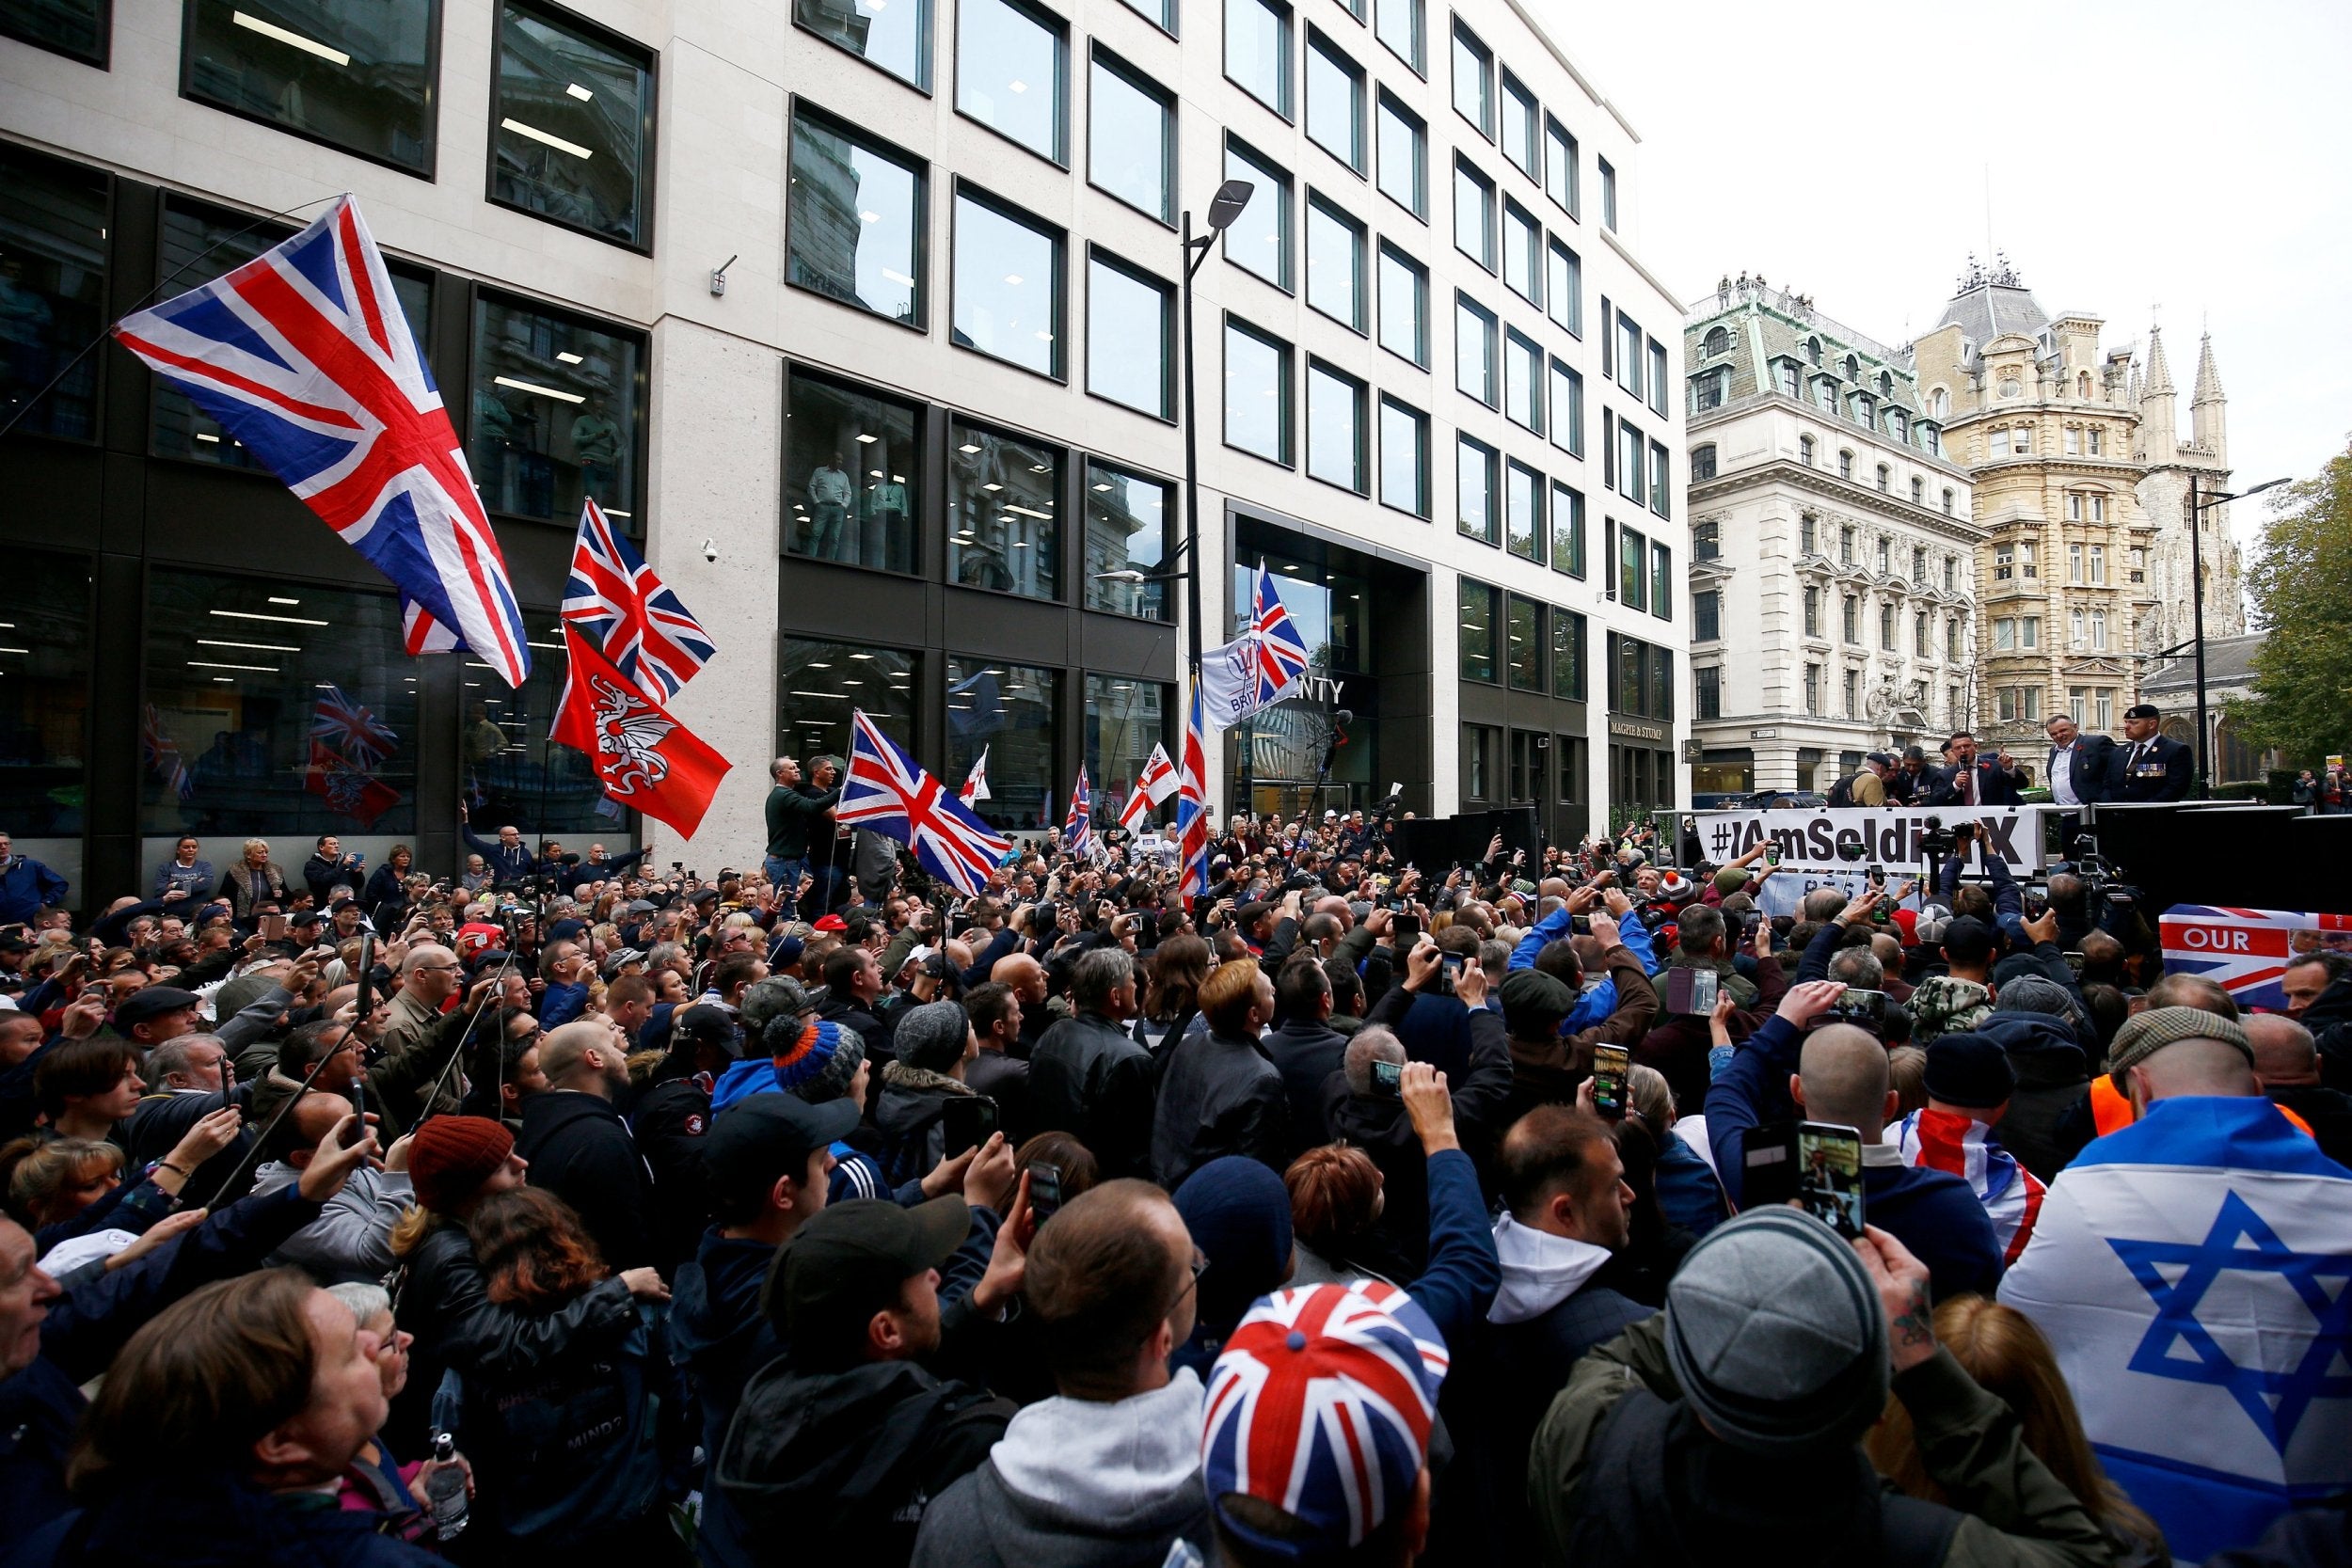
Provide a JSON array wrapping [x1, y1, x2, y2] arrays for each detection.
[[1573, 0, 2352, 557]]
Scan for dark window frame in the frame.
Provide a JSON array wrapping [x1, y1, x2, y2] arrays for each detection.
[[179, 0, 443, 177], [1220, 311, 1295, 467], [948, 178, 1069, 384], [953, 0, 1073, 168], [1086, 42, 1178, 226], [485, 0, 660, 255], [1084, 245, 1177, 422], [468, 281, 652, 532], [2, 0, 109, 66], [785, 97, 931, 333], [792, 0, 935, 91]]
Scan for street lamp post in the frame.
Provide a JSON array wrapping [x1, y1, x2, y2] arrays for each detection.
[[1179, 181, 1256, 774], [2184, 474, 2287, 796]]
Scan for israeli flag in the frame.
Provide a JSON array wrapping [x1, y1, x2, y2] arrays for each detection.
[[1998, 1097, 2352, 1564]]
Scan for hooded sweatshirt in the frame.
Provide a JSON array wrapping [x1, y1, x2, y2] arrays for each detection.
[[909, 1370, 1213, 1568], [1486, 1212, 1614, 1324]]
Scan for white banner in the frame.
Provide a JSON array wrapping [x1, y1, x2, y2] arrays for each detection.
[[1690, 804, 2056, 881], [1200, 633, 1297, 726], [1747, 867, 1931, 921]]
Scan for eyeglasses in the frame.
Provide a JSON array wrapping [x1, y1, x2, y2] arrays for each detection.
[[1168, 1250, 1210, 1315]]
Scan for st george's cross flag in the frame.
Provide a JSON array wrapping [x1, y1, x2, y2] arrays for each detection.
[[1118, 743, 1178, 830], [960, 747, 992, 805], [1062, 764, 1093, 856], [549, 627, 729, 837], [1998, 1096, 2352, 1563], [1200, 562, 1313, 725], [112, 197, 531, 686], [838, 711, 1012, 898]]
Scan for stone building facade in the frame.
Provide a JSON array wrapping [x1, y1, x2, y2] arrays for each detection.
[[2134, 326, 2244, 652]]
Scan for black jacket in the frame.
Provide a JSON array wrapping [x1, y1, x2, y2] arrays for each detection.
[[629, 1072, 713, 1274], [516, 1090, 660, 1271], [966, 1050, 1031, 1146], [671, 1230, 781, 1568], [1929, 759, 2027, 807], [1151, 1028, 1286, 1191], [1030, 1010, 1156, 1180], [819, 996, 892, 1063], [2112, 734, 2195, 801], [1973, 1012, 2091, 1183], [715, 1358, 1013, 1568], [2042, 735, 2119, 805], [1263, 1018, 1348, 1157], [301, 851, 363, 907]]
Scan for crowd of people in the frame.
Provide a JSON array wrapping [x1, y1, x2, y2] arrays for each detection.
[[2, 752, 2348, 1568]]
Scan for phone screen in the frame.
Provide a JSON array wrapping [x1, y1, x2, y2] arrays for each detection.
[[1741, 1122, 1798, 1208], [1591, 1044, 1629, 1120], [941, 1095, 1000, 1160], [1371, 1059, 1404, 1099], [1028, 1162, 1063, 1222], [259, 914, 289, 942], [1391, 912, 1421, 945], [1797, 1122, 1867, 1239]]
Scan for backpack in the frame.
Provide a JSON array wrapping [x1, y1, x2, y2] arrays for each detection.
[[1824, 773, 1861, 808]]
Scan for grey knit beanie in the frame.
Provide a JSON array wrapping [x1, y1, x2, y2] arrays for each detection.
[[1662, 1207, 1888, 1455], [894, 1000, 973, 1073]]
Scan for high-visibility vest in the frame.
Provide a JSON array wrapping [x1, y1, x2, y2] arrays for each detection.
[[2088, 1075, 2312, 1140]]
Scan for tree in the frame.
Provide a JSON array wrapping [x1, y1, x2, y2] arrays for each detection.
[[2230, 440, 2352, 765]]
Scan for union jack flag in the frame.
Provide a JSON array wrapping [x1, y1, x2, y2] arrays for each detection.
[[1249, 562, 1312, 708], [1176, 679, 1210, 902], [1202, 1283, 1448, 1552], [837, 710, 1012, 898], [311, 685, 398, 770], [401, 594, 459, 655], [112, 197, 531, 686], [141, 705, 194, 800], [1062, 763, 1093, 856], [562, 498, 714, 703]]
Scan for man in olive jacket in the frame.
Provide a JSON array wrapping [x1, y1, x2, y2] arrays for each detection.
[[764, 754, 842, 897], [1527, 1209, 2111, 1568]]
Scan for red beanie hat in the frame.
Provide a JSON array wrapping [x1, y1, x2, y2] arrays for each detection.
[[406, 1116, 515, 1213]]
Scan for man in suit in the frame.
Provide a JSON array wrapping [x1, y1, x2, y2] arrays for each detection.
[[2043, 714, 2118, 809], [2111, 703, 2195, 800], [1930, 730, 2028, 807]]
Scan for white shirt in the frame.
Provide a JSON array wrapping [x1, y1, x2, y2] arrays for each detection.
[[2049, 742, 2081, 807]]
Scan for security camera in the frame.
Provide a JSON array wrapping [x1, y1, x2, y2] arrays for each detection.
[[701, 539, 718, 563]]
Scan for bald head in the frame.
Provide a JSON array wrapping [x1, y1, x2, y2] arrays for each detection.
[[287, 1092, 351, 1159], [992, 953, 1047, 1004], [2245, 1014, 2320, 1086], [538, 1020, 624, 1094], [402, 942, 455, 978], [2145, 972, 2239, 1021], [1796, 1023, 1897, 1139]]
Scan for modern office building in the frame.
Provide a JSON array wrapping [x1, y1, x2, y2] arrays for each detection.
[[0, 0, 1687, 901], [1680, 277, 1979, 800]]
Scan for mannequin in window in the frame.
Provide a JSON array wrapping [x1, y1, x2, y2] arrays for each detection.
[[806, 447, 853, 560]]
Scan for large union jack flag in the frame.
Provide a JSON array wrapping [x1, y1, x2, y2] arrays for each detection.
[[311, 685, 398, 770], [1202, 1283, 1448, 1552], [113, 197, 531, 686], [562, 499, 714, 703], [1175, 680, 1211, 903], [1249, 562, 1312, 708], [1062, 763, 1093, 857], [837, 710, 1012, 898]]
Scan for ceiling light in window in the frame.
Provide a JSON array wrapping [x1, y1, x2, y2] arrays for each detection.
[[188, 659, 279, 673], [882, 269, 915, 288], [860, 210, 882, 224], [267, 595, 300, 605], [1091, 483, 1112, 492], [1003, 275, 1024, 286], [603, 509, 631, 518], [566, 81, 595, 101], [501, 118, 594, 160], [494, 374, 586, 404], [855, 433, 879, 444], [959, 443, 983, 454], [230, 10, 349, 64], [982, 483, 1003, 492], [556, 350, 585, 364], [196, 433, 221, 443], [850, 653, 874, 659], [1009, 80, 1028, 93], [197, 638, 301, 653], [212, 609, 329, 626]]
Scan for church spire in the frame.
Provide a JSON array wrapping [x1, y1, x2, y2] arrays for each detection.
[[2191, 331, 2227, 464], [2139, 325, 2177, 463], [2142, 324, 2174, 395], [2192, 331, 2224, 404]]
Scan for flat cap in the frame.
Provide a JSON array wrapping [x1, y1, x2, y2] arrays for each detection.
[[2107, 1005, 2251, 1091]]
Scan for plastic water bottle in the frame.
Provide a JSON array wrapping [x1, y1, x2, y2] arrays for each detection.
[[424, 1432, 469, 1541]]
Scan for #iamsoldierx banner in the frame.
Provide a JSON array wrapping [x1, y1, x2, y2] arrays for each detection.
[[1691, 805, 2055, 919]]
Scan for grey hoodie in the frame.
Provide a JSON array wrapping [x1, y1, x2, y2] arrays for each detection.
[[909, 1370, 1214, 1568], [1486, 1212, 1612, 1325], [249, 1160, 411, 1283]]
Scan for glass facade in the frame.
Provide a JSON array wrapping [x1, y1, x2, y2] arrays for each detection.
[[490, 0, 656, 248], [1505, 594, 1541, 689], [948, 419, 1060, 599], [786, 369, 921, 573], [796, 0, 930, 87], [1223, 319, 1292, 464], [1304, 196, 1364, 330], [0, 145, 107, 442], [947, 657, 1057, 830], [1376, 242, 1425, 365], [1086, 252, 1172, 419], [0, 554, 90, 864], [1550, 481, 1583, 578], [183, 0, 437, 171], [1504, 459, 1540, 562], [787, 107, 926, 326], [1089, 50, 1172, 220], [779, 636, 916, 771], [1375, 91, 1424, 217], [1224, 0, 1290, 115], [469, 292, 645, 526], [1223, 139, 1292, 290], [2, 0, 103, 60], [1305, 29, 1363, 170], [951, 189, 1063, 377], [1378, 395, 1428, 517], [1458, 578, 1497, 682], [1454, 294, 1495, 405], [1083, 460, 1170, 620], [1085, 673, 1170, 822], [957, 0, 1065, 162], [1374, 0, 1419, 70], [1456, 434, 1496, 544], [1452, 160, 1492, 267], [1551, 606, 1584, 698], [1305, 360, 1365, 493]]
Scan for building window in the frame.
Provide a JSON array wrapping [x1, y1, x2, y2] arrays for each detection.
[[2064, 425, 2081, 456], [1804, 586, 1820, 637], [1598, 156, 1616, 228], [1648, 340, 1669, 416], [1379, 394, 1430, 517], [1454, 293, 1497, 406], [1502, 199, 1541, 305], [1546, 239, 1581, 337], [946, 420, 1060, 599], [1852, 393, 1874, 428], [1304, 194, 1366, 331], [1879, 602, 1896, 650], [1505, 460, 1542, 563], [1910, 475, 1924, 503], [2090, 609, 2107, 650], [1375, 89, 1426, 218], [1841, 594, 1858, 643], [2087, 426, 2103, 455], [1374, 0, 1421, 71], [1089, 47, 1174, 221], [1374, 243, 1428, 369], [1608, 632, 1673, 721], [1305, 27, 1366, 171], [1552, 482, 1585, 578], [1458, 578, 1499, 682], [1692, 369, 1729, 413], [951, 187, 1064, 377], [1650, 540, 1671, 621], [1500, 71, 1539, 178], [2067, 493, 2082, 523], [1506, 594, 1543, 689], [0, 146, 106, 441], [1504, 329, 1542, 434], [1875, 463, 1890, 492], [490, 0, 656, 249], [1305, 359, 1367, 492], [1462, 723, 1498, 800], [2068, 541, 2084, 582], [1843, 669, 1860, 718], [1947, 617, 1962, 660], [183, 0, 437, 171], [0, 554, 87, 867], [1453, 158, 1495, 269], [2095, 688, 2114, 729], [782, 636, 916, 779], [1648, 440, 1670, 517], [1083, 460, 1171, 619], [786, 367, 920, 573], [1456, 435, 1498, 545], [2089, 544, 2106, 584], [1549, 360, 1584, 458], [946, 657, 1057, 830], [1223, 136, 1294, 289], [1694, 590, 1720, 641], [1772, 360, 1798, 397], [1618, 524, 1647, 612], [1087, 250, 1173, 419], [1838, 523, 1853, 564], [470, 292, 644, 525], [1990, 428, 2010, 459], [1223, 317, 1293, 464], [1696, 664, 1721, 719], [1804, 663, 1820, 714], [787, 106, 927, 327], [1692, 444, 1717, 482], [1450, 20, 1490, 136], [2090, 494, 2106, 522], [1615, 313, 1644, 399], [1116, 0, 1175, 29], [796, 0, 929, 87], [1087, 673, 1172, 820], [1224, 0, 1292, 117], [1876, 536, 1891, 575], [1612, 420, 1642, 503], [1837, 449, 1854, 479], [1543, 115, 1577, 217], [1553, 608, 1585, 698], [957, 0, 1066, 162], [1799, 435, 1815, 466]]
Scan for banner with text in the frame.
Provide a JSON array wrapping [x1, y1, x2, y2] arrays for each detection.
[[2158, 905, 2352, 1013], [1691, 805, 2055, 883]]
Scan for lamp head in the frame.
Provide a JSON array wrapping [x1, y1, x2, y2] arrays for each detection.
[[1206, 180, 1256, 232]]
